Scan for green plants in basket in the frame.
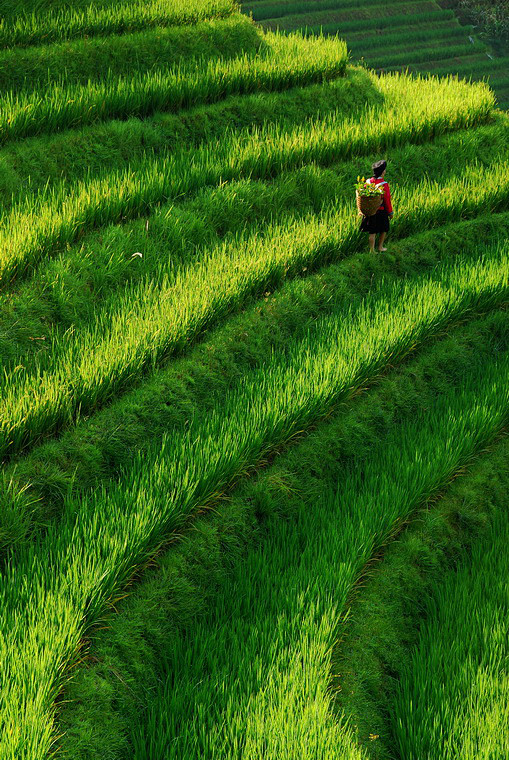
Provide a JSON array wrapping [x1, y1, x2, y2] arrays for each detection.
[[355, 176, 384, 216]]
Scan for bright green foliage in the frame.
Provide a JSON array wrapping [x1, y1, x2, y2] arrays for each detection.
[[0, 0, 238, 48], [2, 251, 509, 759], [0, 31, 347, 144], [0, 16, 262, 92], [0, 73, 493, 284], [0, 1, 508, 756], [393, 503, 509, 759], [0, 208, 506, 558], [2, 123, 508, 461], [248, 0, 509, 106], [72, 313, 509, 760]]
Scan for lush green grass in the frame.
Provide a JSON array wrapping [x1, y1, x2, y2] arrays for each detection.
[[0, 0, 237, 48], [369, 41, 485, 69], [245, 0, 412, 21], [250, 0, 508, 106], [0, 31, 347, 144], [259, 2, 443, 31], [1, 115, 505, 383], [0, 69, 373, 211], [347, 23, 474, 52], [2, 249, 509, 758], [393, 490, 509, 759], [0, 73, 493, 286], [302, 9, 456, 35], [0, 5, 508, 755], [0, 15, 261, 93], [1, 209, 506, 556], [305, 381, 509, 760], [3, 123, 509, 463], [56, 308, 509, 759]]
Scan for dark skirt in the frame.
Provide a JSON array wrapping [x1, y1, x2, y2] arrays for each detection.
[[360, 209, 390, 234]]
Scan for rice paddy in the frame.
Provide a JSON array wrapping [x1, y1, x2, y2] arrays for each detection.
[[1, 3, 508, 759], [244, 0, 509, 107]]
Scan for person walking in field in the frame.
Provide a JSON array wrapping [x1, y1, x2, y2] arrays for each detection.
[[360, 159, 393, 253]]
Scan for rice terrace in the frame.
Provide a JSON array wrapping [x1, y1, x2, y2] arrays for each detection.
[[1, 0, 509, 757]]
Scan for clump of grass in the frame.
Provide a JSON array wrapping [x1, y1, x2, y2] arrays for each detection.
[[53, 307, 509, 760], [0, 0, 237, 48], [0, 72, 495, 284], [0, 15, 262, 93], [2, 251, 509, 759], [392, 484, 509, 759], [0, 31, 348, 144]]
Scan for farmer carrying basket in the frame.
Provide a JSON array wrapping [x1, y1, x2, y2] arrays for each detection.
[[357, 159, 393, 253]]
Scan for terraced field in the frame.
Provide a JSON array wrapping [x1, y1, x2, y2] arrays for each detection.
[[1, 2, 509, 759], [243, 0, 509, 107]]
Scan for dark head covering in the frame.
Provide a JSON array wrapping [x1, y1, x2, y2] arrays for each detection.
[[372, 160, 387, 178]]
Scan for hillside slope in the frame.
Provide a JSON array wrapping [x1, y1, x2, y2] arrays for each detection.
[[0, 3, 508, 759], [243, 0, 509, 107]]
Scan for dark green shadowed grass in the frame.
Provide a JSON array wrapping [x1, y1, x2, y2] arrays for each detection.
[[3, 250, 509, 757], [1, 210, 507, 556], [0, 0, 238, 48], [330, 424, 509, 759], [54, 306, 509, 759], [391, 470, 509, 759]]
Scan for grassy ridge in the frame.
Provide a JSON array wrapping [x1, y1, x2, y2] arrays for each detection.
[[0, 31, 348, 144], [0, 0, 237, 48], [3, 143, 509, 463], [301, 9, 456, 35], [245, 0, 405, 21], [0, 70, 372, 210], [393, 496, 509, 759], [0, 16, 261, 92], [2, 115, 506, 374], [259, 2, 442, 30], [2, 251, 509, 758], [60, 311, 509, 759], [53, 308, 508, 759], [0, 74, 493, 285], [347, 23, 474, 52], [1, 210, 506, 555], [332, 417, 509, 759], [131, 362, 509, 760]]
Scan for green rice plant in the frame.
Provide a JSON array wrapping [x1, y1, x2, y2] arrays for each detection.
[[2, 148, 509, 461], [0, 15, 261, 93], [0, 31, 348, 144], [4, 116, 506, 379], [0, 0, 237, 48], [0, 72, 494, 284], [368, 42, 485, 70], [347, 24, 474, 54], [260, 1, 443, 31], [2, 251, 509, 759], [246, 0, 406, 22], [51, 305, 509, 759], [346, 18, 463, 42], [392, 506, 509, 759], [302, 9, 456, 36], [1, 208, 507, 557], [128, 347, 509, 760], [0, 69, 374, 211], [422, 55, 509, 78]]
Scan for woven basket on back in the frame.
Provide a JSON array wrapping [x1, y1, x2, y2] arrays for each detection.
[[356, 191, 383, 217]]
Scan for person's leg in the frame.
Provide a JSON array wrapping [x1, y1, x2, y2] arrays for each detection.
[[378, 231, 387, 252], [369, 233, 376, 253]]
